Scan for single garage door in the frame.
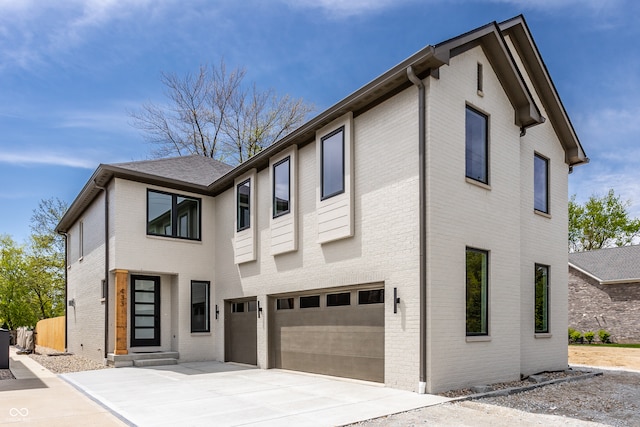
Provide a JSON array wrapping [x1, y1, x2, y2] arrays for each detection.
[[269, 285, 384, 383], [225, 298, 257, 365]]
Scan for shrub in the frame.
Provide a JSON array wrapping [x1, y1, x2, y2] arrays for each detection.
[[570, 330, 583, 343], [584, 331, 595, 344], [598, 329, 611, 343], [568, 327, 576, 342]]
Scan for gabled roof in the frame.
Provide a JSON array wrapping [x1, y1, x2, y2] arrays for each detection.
[[569, 246, 640, 285], [57, 15, 587, 234]]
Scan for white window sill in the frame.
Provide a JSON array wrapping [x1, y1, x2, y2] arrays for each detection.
[[466, 335, 491, 343], [191, 332, 211, 337], [534, 210, 552, 219], [535, 333, 552, 339], [465, 177, 491, 191]]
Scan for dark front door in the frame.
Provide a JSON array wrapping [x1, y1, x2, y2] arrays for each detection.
[[131, 275, 160, 347]]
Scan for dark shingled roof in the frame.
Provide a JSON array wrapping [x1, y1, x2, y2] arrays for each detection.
[[569, 245, 640, 284], [112, 155, 233, 186]]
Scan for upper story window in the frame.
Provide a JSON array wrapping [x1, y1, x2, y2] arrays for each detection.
[[534, 154, 549, 214], [466, 247, 488, 336], [273, 157, 290, 217], [147, 189, 201, 240], [465, 106, 488, 184], [237, 179, 251, 231], [78, 220, 84, 260], [321, 126, 345, 200]]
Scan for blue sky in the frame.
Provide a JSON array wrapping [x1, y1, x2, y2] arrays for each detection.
[[1, 0, 638, 243]]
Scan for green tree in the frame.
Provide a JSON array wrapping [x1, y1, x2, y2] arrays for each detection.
[[129, 60, 315, 165], [0, 235, 38, 329], [569, 189, 640, 252]]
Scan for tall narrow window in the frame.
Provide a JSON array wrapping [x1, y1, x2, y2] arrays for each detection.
[[321, 127, 345, 199], [534, 154, 549, 213], [237, 179, 251, 231], [477, 63, 483, 93], [535, 264, 549, 333], [78, 220, 84, 259], [191, 281, 210, 333], [273, 157, 290, 217], [466, 248, 488, 336], [465, 106, 488, 184]]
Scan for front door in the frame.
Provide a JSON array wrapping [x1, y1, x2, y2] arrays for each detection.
[[131, 275, 160, 347], [225, 299, 257, 365]]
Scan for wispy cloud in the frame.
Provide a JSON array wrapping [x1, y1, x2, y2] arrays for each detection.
[[0, 152, 96, 169], [281, 0, 416, 17]]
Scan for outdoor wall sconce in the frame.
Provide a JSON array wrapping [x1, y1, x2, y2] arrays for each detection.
[[68, 298, 75, 307], [257, 300, 263, 318], [215, 304, 219, 320], [393, 288, 400, 314]]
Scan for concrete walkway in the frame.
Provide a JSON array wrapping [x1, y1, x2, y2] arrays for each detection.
[[62, 362, 450, 426], [1, 347, 126, 426]]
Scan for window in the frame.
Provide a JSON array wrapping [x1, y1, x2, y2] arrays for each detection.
[[277, 298, 294, 310], [273, 157, 290, 217], [477, 63, 483, 93], [147, 190, 201, 240], [300, 295, 320, 308], [535, 264, 549, 333], [191, 281, 210, 333], [534, 154, 549, 213], [358, 289, 384, 305], [465, 106, 488, 184], [231, 302, 245, 313], [321, 127, 345, 199], [78, 220, 84, 259], [466, 248, 488, 336], [237, 179, 251, 231], [327, 292, 350, 307]]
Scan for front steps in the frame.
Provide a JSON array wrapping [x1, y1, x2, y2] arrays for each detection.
[[107, 351, 179, 368]]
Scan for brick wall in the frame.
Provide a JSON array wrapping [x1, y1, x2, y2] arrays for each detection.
[[569, 268, 640, 343]]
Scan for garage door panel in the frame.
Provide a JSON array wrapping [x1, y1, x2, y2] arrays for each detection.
[[270, 286, 385, 383]]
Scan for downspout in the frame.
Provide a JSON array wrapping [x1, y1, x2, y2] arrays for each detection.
[[407, 66, 427, 394], [94, 180, 109, 362], [57, 231, 68, 352]]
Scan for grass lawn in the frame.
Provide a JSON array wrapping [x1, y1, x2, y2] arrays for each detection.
[[570, 343, 640, 349]]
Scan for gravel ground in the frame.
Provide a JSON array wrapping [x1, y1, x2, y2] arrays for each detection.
[[355, 370, 640, 427], [27, 352, 111, 374]]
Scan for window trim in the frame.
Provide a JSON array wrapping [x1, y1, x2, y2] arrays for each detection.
[[534, 264, 550, 334], [272, 156, 291, 218], [466, 247, 489, 337], [236, 178, 251, 232], [534, 153, 550, 214], [465, 105, 489, 185], [78, 220, 84, 260], [190, 281, 210, 333], [146, 189, 202, 241], [320, 126, 345, 200]]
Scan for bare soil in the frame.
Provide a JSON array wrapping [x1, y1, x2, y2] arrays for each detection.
[[569, 345, 640, 370]]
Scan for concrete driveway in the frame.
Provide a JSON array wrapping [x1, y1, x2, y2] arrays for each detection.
[[62, 362, 450, 426]]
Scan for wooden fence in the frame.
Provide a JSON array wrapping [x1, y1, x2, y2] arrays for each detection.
[[35, 316, 65, 352]]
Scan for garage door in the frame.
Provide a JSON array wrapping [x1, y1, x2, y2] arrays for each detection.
[[225, 298, 257, 365], [269, 285, 384, 383]]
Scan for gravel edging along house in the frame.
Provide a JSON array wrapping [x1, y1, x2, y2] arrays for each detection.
[[443, 369, 603, 402]]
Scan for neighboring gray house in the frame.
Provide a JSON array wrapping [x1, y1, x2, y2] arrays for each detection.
[[569, 246, 640, 343], [56, 15, 587, 394]]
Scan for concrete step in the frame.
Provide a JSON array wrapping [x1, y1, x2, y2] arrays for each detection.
[[107, 351, 179, 362], [133, 358, 178, 367]]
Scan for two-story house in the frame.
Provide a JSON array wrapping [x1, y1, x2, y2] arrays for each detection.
[[56, 15, 587, 394]]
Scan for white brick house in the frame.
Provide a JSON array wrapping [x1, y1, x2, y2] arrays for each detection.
[[56, 15, 587, 393]]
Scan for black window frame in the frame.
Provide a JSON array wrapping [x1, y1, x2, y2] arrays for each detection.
[[358, 289, 384, 305], [273, 156, 291, 218], [190, 281, 210, 333], [534, 153, 550, 214], [466, 247, 489, 336], [276, 298, 294, 310], [236, 179, 251, 232], [320, 126, 345, 200], [147, 189, 201, 241], [299, 295, 320, 308], [326, 292, 351, 307], [535, 264, 550, 334], [465, 106, 489, 184]]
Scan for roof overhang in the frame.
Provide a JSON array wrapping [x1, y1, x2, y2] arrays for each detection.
[[569, 262, 640, 285], [499, 15, 588, 166]]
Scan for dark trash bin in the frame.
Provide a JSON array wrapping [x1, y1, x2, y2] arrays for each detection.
[[0, 329, 9, 369]]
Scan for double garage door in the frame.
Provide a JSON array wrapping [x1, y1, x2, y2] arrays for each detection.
[[269, 285, 385, 383]]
